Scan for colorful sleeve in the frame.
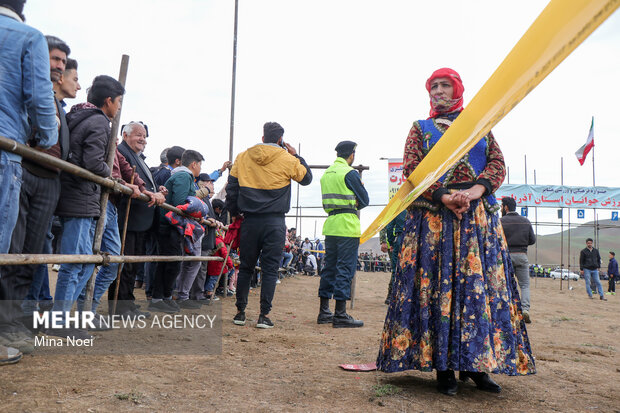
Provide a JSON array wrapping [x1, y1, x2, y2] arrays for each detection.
[[402, 121, 444, 202], [476, 132, 506, 194]]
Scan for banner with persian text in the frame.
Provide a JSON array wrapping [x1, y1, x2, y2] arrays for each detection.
[[495, 184, 620, 209], [387, 158, 404, 200]]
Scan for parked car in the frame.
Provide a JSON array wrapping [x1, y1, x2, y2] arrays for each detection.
[[550, 268, 579, 281]]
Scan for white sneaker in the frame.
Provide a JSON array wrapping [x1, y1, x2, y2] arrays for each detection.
[[52, 264, 60, 272], [276, 279, 281, 284]]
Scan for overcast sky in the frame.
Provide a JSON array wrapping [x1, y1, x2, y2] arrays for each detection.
[[26, 1, 620, 240]]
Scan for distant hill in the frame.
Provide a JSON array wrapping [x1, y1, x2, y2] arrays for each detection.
[[528, 219, 620, 271]]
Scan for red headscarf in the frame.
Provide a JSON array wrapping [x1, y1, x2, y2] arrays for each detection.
[[425, 68, 464, 118]]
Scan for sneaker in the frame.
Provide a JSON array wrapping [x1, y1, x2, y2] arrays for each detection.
[[276, 279, 281, 284], [256, 314, 274, 329], [233, 311, 246, 326], [148, 300, 178, 314], [522, 311, 531, 324], [0, 331, 35, 354], [0, 345, 22, 365], [177, 299, 202, 309], [164, 299, 180, 311], [51, 264, 60, 272], [600, 296, 608, 301], [205, 294, 220, 302]]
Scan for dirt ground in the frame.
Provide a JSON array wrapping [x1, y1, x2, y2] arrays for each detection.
[[1, 270, 619, 412]]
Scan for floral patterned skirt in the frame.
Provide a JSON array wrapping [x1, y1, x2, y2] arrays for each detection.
[[376, 200, 536, 375]]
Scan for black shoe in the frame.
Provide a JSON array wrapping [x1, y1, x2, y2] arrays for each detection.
[[164, 299, 180, 311], [317, 297, 333, 324], [459, 371, 501, 393], [256, 314, 274, 329], [233, 311, 246, 326], [332, 300, 363, 328], [148, 300, 178, 314], [119, 308, 151, 320], [600, 296, 608, 301], [177, 299, 202, 309], [437, 370, 458, 396], [384, 298, 390, 305]]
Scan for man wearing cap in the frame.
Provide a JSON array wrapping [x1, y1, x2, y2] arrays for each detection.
[[226, 122, 312, 328], [317, 141, 368, 328], [500, 197, 536, 323]]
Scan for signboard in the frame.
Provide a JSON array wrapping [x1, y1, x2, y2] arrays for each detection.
[[520, 207, 528, 217], [496, 184, 620, 209], [577, 209, 585, 219], [612, 211, 619, 221], [387, 158, 404, 200]]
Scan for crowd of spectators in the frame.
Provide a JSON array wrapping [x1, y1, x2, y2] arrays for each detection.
[[357, 252, 390, 272], [0, 1, 237, 364]]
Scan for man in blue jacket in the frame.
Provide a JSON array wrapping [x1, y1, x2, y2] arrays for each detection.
[[0, 0, 57, 365], [0, 0, 57, 254], [607, 251, 617, 295]]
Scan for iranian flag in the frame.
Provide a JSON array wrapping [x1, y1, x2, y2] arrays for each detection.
[[575, 117, 594, 166]]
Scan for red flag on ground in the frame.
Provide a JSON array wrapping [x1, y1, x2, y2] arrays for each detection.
[[575, 117, 594, 165]]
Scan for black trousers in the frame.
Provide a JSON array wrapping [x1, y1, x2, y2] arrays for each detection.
[[152, 225, 183, 299], [108, 230, 146, 313], [609, 276, 616, 293], [236, 215, 286, 315], [0, 170, 60, 330]]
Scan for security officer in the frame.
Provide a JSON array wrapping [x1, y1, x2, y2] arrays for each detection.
[[317, 141, 369, 328]]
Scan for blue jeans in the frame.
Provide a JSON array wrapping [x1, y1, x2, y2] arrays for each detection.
[[281, 251, 293, 267], [0, 152, 22, 254], [22, 220, 54, 314], [77, 202, 121, 312], [53, 217, 96, 317], [583, 268, 604, 298]]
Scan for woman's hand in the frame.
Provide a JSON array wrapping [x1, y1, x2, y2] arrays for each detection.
[[441, 193, 469, 220], [441, 185, 487, 219]]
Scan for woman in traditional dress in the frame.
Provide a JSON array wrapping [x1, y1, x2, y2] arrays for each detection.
[[376, 68, 535, 396]]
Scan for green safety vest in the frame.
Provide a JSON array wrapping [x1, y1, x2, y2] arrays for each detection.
[[321, 158, 360, 237]]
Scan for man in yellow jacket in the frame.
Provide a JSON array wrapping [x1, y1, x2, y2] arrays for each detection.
[[226, 122, 312, 329], [318, 141, 369, 328]]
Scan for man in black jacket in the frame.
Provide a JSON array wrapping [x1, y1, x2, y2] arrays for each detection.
[[112, 121, 165, 315], [50, 75, 125, 339], [500, 197, 536, 323], [580, 238, 606, 301], [226, 122, 312, 328]]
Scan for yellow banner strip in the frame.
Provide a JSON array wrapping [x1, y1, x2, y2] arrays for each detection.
[[361, 0, 619, 244]]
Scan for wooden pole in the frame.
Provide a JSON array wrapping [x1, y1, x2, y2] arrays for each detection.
[[228, 0, 239, 162], [206, 243, 233, 306], [560, 157, 564, 291], [0, 254, 223, 266], [84, 55, 130, 309], [110, 166, 136, 315], [0, 136, 221, 228]]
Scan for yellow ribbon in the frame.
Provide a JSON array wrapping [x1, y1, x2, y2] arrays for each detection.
[[361, 0, 619, 244]]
